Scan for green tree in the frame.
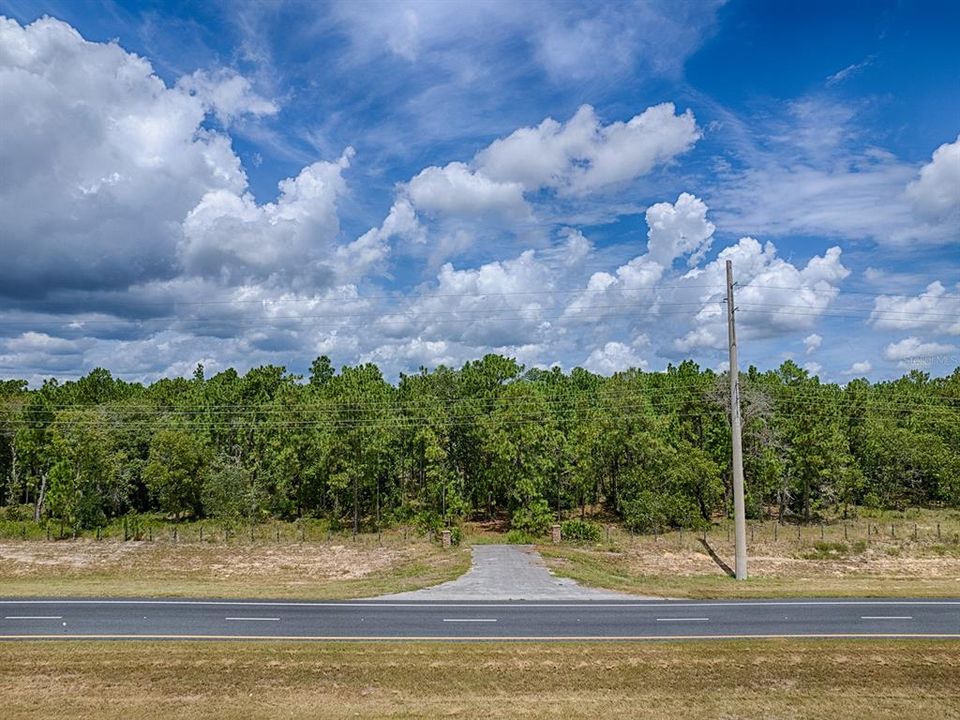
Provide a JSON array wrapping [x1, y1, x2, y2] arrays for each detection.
[[144, 427, 209, 519]]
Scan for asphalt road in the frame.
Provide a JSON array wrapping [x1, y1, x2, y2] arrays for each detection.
[[1, 598, 958, 640]]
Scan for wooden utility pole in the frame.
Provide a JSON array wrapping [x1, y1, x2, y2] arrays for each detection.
[[725, 260, 748, 580]]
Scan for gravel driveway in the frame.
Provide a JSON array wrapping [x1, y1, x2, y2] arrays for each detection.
[[380, 544, 631, 600]]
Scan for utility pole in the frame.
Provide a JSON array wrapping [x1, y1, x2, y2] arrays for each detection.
[[725, 260, 748, 580]]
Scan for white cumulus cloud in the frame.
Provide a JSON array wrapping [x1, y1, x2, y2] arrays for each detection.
[[906, 135, 960, 228], [0, 15, 248, 295], [582, 338, 649, 375], [645, 192, 715, 267], [477, 103, 700, 195], [844, 360, 872, 376], [883, 337, 956, 361], [804, 333, 822, 354], [176, 68, 278, 125], [870, 282, 960, 335], [406, 162, 530, 219], [670, 238, 849, 352]]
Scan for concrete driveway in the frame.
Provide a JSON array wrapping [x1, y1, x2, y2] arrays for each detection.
[[381, 544, 631, 600]]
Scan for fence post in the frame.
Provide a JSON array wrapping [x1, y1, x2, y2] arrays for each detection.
[[914, 523, 918, 541], [276, 527, 280, 543], [774, 523, 778, 542], [174, 527, 178, 543], [891, 524, 895, 539], [199, 525, 203, 542], [937, 523, 941, 540], [844, 523, 848, 540], [820, 524, 824, 540]]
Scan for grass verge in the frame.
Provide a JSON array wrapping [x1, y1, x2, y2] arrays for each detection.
[[538, 508, 960, 598], [0, 533, 470, 599], [0, 639, 956, 719], [540, 544, 960, 598]]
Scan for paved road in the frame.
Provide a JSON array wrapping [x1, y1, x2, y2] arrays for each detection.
[[383, 545, 632, 600], [1, 598, 957, 640]]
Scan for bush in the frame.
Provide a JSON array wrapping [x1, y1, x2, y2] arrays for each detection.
[[3, 504, 33, 522], [621, 491, 707, 533], [414, 512, 463, 546], [505, 529, 536, 544], [560, 519, 601, 543], [799, 541, 849, 560], [414, 510, 443, 536], [510, 499, 553, 536]]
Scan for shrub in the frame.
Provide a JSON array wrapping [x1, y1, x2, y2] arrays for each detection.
[[505, 529, 536, 544], [621, 491, 707, 533], [3, 504, 33, 522], [415, 512, 463, 546], [414, 510, 443, 536], [799, 541, 849, 560], [560, 519, 601, 543], [510, 499, 553, 536]]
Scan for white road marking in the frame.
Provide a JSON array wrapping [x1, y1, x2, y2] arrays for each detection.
[[443, 618, 498, 623], [656, 617, 709, 622], [860, 616, 914, 620], [3, 633, 959, 641], [1, 599, 957, 608], [4, 616, 63, 620], [225, 617, 280, 622]]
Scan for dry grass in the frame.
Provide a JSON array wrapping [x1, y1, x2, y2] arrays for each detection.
[[0, 533, 470, 599], [0, 639, 956, 719], [540, 511, 960, 598]]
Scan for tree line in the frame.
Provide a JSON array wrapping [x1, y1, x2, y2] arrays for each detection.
[[1, 356, 957, 535]]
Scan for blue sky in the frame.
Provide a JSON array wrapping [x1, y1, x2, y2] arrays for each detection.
[[0, 0, 957, 384]]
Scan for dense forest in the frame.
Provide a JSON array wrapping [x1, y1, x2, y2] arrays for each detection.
[[1, 356, 958, 535]]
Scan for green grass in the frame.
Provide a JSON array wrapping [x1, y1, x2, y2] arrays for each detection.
[[0, 639, 956, 719]]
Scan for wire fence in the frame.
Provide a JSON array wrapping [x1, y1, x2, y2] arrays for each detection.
[[595, 514, 960, 556], [0, 512, 958, 554], [0, 516, 427, 548]]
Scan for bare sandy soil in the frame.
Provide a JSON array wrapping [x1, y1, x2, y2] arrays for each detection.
[[539, 519, 960, 597], [0, 537, 470, 598], [588, 544, 960, 579], [1, 540, 409, 578]]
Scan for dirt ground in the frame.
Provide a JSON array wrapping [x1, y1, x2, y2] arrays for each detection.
[[0, 536, 470, 598], [539, 515, 960, 598]]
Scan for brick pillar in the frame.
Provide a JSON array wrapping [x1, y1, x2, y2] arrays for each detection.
[[441, 529, 452, 548], [551, 524, 562, 544]]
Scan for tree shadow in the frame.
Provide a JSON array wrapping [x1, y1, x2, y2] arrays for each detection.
[[699, 538, 735, 578]]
